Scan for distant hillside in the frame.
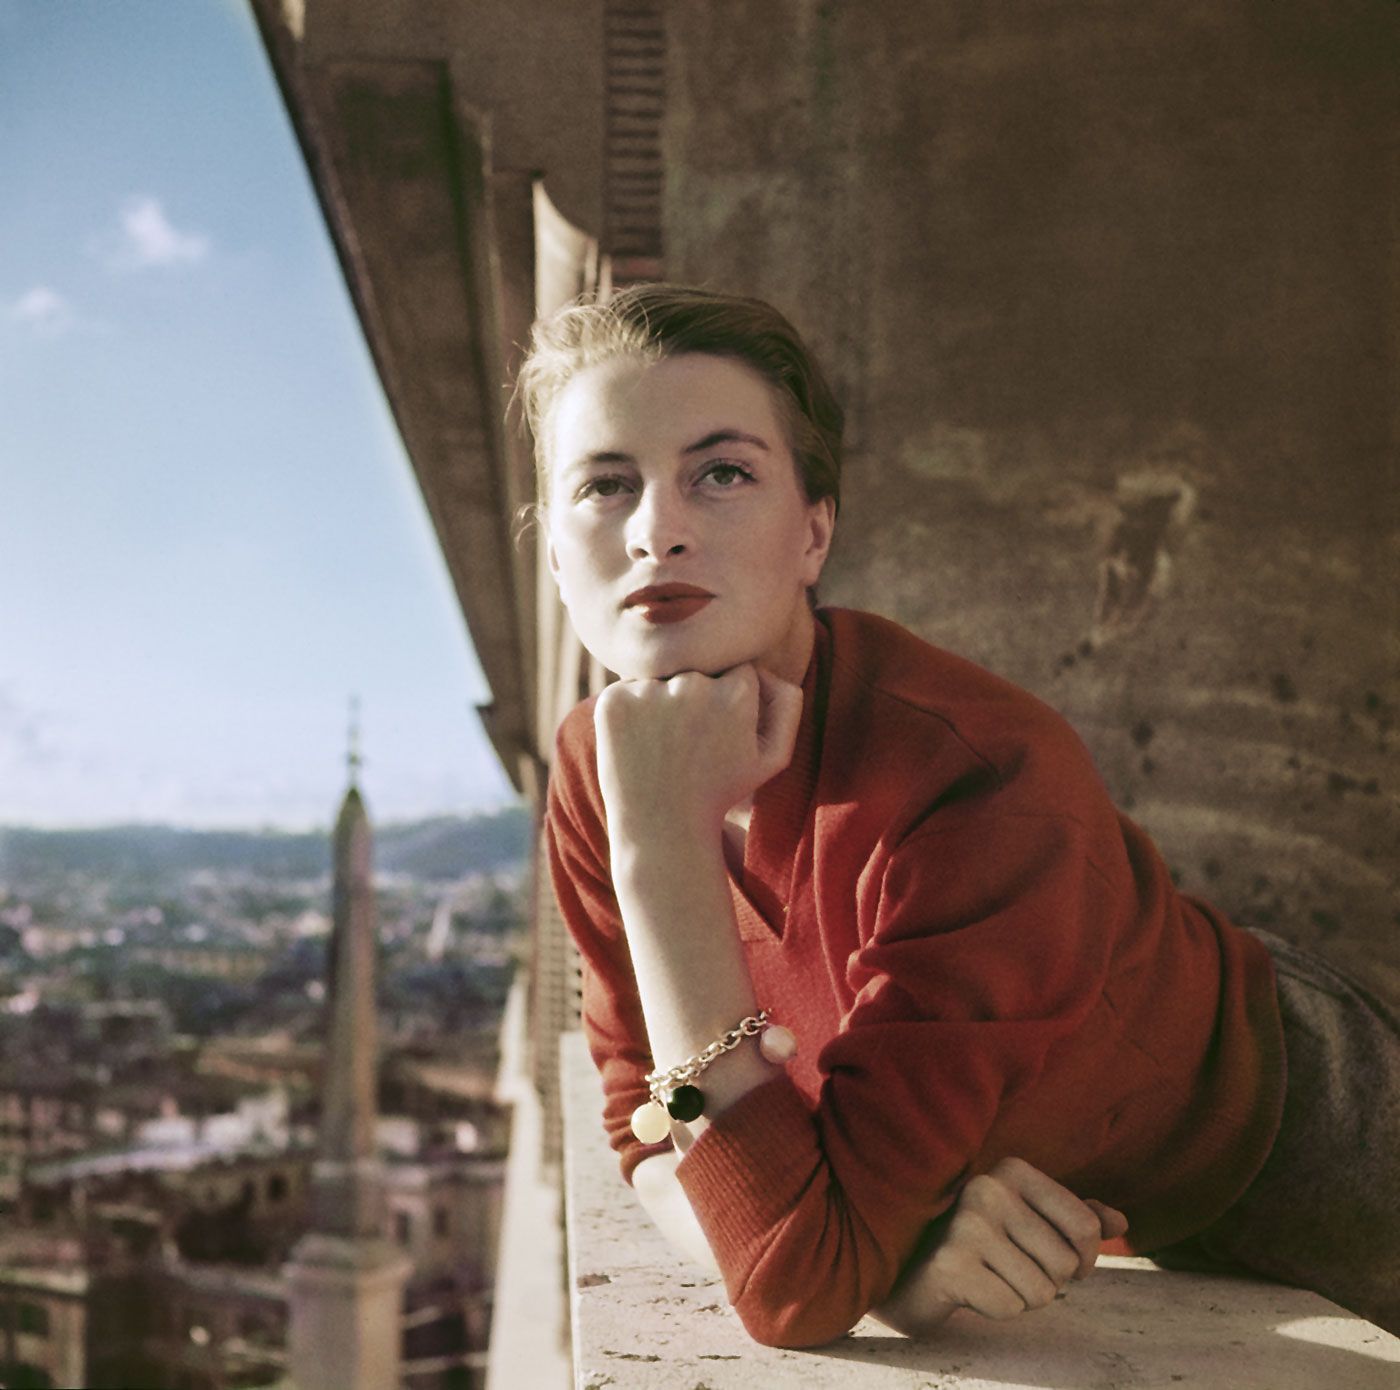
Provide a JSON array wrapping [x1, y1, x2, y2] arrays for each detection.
[[378, 809, 533, 880], [0, 805, 532, 883]]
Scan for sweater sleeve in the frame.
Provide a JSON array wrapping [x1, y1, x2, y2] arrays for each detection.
[[543, 729, 674, 1184], [674, 808, 1122, 1348]]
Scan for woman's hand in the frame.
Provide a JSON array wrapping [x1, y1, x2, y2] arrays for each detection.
[[871, 1157, 1129, 1337], [593, 662, 803, 842]]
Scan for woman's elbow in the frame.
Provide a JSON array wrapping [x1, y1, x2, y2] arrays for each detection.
[[724, 1228, 896, 1347], [731, 1286, 863, 1350], [738, 1291, 955, 1348]]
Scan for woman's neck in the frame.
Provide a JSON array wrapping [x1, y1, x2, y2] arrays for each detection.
[[756, 602, 816, 688]]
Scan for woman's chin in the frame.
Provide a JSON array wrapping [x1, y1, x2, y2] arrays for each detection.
[[599, 631, 760, 682]]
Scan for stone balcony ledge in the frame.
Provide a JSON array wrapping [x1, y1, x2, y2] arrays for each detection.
[[560, 1031, 1400, 1390]]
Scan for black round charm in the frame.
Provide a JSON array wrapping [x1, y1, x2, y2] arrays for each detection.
[[665, 1084, 705, 1122]]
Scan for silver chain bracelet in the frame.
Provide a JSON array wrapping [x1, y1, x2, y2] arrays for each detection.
[[644, 1009, 770, 1104]]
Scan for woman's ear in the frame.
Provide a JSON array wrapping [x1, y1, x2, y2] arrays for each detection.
[[545, 528, 563, 590], [803, 495, 837, 586]]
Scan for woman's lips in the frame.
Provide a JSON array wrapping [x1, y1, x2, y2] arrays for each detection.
[[627, 595, 713, 625]]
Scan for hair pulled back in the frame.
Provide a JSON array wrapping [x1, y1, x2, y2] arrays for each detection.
[[514, 283, 843, 543]]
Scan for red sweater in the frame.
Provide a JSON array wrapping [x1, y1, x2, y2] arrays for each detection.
[[545, 606, 1286, 1348]]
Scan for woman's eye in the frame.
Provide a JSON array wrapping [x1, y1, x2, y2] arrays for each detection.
[[577, 476, 628, 500], [575, 463, 753, 501]]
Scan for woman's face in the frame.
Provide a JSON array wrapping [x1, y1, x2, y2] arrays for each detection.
[[544, 352, 836, 684]]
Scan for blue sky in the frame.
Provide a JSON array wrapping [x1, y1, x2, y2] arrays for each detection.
[[0, 1, 519, 829]]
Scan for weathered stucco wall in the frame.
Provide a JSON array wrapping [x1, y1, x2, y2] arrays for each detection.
[[664, 1, 1398, 968], [264, 0, 1397, 969]]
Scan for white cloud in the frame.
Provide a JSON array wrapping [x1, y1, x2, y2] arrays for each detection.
[[9, 285, 75, 336], [110, 195, 210, 270], [7, 286, 111, 339]]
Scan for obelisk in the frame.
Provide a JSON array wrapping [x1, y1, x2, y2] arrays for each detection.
[[284, 705, 411, 1390]]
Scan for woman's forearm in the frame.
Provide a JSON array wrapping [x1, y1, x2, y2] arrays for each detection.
[[632, 1151, 721, 1275], [633, 1139, 957, 1337], [609, 816, 774, 1134], [635, 1152, 955, 1333], [631, 1141, 957, 1339]]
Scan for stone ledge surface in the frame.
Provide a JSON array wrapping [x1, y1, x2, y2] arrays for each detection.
[[561, 1031, 1400, 1390]]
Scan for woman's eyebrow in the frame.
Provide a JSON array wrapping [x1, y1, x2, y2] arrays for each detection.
[[564, 429, 771, 479], [567, 450, 632, 475], [682, 429, 771, 455]]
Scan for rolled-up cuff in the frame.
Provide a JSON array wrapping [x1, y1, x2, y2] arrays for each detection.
[[674, 1074, 815, 1272]]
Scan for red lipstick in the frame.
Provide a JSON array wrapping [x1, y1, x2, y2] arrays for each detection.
[[623, 582, 714, 625], [630, 595, 712, 624], [624, 582, 713, 606]]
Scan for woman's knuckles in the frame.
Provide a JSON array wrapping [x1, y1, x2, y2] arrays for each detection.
[[958, 1174, 993, 1206], [945, 1206, 987, 1242], [960, 1174, 1014, 1218], [978, 1289, 1028, 1322], [990, 1156, 1032, 1184], [1062, 1212, 1101, 1251]]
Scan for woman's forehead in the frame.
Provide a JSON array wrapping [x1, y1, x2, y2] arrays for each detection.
[[551, 352, 788, 456]]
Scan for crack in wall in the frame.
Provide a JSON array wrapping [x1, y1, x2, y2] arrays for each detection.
[[1092, 471, 1197, 646]]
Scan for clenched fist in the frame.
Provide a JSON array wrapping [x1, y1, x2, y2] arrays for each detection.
[[593, 662, 803, 845]]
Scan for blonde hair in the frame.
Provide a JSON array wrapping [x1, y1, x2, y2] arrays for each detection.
[[513, 283, 843, 550]]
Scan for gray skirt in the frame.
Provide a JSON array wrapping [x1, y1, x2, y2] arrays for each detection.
[[1151, 928, 1400, 1335]]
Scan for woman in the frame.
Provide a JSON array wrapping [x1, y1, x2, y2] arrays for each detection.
[[522, 283, 1400, 1349]]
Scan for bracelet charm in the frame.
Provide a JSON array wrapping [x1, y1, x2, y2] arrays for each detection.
[[665, 1083, 705, 1122], [759, 1023, 797, 1063], [629, 1010, 797, 1143], [630, 1098, 671, 1145]]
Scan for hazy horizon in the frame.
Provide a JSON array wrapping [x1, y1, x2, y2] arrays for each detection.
[[0, 799, 528, 837]]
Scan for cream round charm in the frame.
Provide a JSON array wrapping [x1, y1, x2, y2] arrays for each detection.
[[630, 1099, 671, 1144], [759, 1023, 797, 1064]]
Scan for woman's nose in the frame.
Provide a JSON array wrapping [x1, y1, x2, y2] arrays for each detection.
[[625, 486, 691, 560]]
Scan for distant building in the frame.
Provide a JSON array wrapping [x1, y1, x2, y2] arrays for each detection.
[[27, 1143, 312, 1268], [0, 1254, 86, 1390], [0, 1078, 100, 1208], [127, 944, 272, 984], [86, 1261, 288, 1390]]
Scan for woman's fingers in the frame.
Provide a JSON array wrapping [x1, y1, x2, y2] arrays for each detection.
[[920, 1162, 1133, 1326], [1003, 1206, 1082, 1286], [987, 1157, 1114, 1281], [943, 1255, 1032, 1322], [1086, 1197, 1130, 1241], [980, 1240, 1061, 1313]]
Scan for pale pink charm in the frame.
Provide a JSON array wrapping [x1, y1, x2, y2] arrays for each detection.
[[759, 1023, 797, 1064], [631, 1099, 671, 1144]]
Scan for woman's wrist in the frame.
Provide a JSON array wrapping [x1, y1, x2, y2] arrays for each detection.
[[674, 1032, 776, 1128], [608, 812, 726, 886]]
